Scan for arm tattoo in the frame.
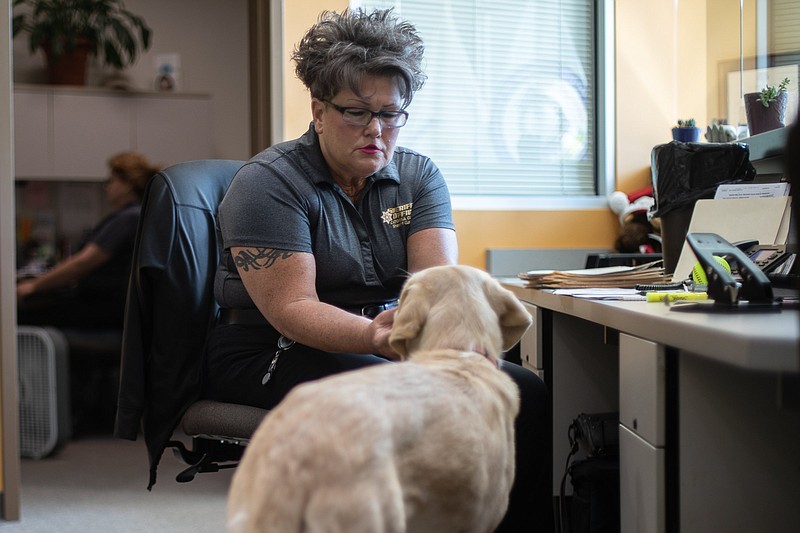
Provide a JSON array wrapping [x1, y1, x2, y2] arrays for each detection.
[[234, 248, 294, 272]]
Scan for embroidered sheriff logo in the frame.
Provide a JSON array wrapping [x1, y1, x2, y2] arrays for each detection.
[[381, 202, 413, 228]]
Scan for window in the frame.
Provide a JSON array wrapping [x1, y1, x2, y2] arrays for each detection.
[[771, 0, 800, 56], [351, 0, 615, 209]]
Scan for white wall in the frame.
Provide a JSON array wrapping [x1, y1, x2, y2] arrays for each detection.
[[12, 0, 251, 161]]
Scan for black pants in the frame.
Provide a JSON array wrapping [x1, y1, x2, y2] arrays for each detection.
[[205, 323, 555, 532]]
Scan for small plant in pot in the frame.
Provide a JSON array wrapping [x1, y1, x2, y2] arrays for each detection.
[[12, 0, 152, 86], [744, 78, 791, 136], [672, 118, 701, 142]]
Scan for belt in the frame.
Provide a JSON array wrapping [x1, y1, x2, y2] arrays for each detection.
[[217, 308, 269, 326], [217, 299, 398, 326]]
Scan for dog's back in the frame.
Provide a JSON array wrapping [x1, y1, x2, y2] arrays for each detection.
[[227, 265, 532, 533]]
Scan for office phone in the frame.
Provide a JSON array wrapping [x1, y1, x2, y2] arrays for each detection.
[[727, 240, 798, 292], [733, 240, 795, 275]]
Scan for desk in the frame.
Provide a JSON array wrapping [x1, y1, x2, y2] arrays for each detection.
[[501, 280, 800, 533]]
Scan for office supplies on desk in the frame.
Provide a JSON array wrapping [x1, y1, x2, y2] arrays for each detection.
[[737, 242, 794, 275], [519, 261, 669, 289], [691, 256, 731, 285], [553, 288, 706, 302], [671, 197, 791, 282], [678, 232, 781, 311], [634, 281, 688, 291], [646, 292, 708, 303], [553, 288, 647, 300]]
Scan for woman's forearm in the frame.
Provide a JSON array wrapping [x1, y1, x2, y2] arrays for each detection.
[[19, 243, 110, 296], [266, 299, 396, 358]]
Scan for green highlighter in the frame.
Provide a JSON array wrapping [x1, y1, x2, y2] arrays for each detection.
[[646, 292, 708, 303]]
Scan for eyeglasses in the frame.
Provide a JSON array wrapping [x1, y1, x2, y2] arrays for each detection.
[[324, 101, 409, 128]]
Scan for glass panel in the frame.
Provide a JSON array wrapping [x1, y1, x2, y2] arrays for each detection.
[[708, 0, 799, 135]]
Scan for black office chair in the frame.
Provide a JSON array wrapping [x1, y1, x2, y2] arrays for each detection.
[[114, 159, 268, 489]]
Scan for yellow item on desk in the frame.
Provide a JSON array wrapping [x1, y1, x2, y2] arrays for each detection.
[[646, 292, 708, 303], [691, 256, 731, 285]]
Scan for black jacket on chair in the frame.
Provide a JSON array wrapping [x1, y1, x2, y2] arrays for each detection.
[[114, 160, 244, 489]]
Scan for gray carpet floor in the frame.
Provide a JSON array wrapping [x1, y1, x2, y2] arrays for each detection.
[[2, 436, 234, 532]]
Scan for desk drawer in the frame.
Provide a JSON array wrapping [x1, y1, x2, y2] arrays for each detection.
[[620, 424, 665, 533], [519, 301, 542, 371], [620, 333, 665, 446]]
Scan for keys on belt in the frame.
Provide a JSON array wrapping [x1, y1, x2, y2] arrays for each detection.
[[262, 335, 295, 385]]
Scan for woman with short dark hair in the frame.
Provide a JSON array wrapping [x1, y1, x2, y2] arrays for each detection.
[[205, 9, 553, 531]]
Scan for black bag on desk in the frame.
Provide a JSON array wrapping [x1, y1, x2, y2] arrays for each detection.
[[559, 412, 620, 533]]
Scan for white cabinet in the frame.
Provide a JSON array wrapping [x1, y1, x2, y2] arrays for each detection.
[[52, 93, 132, 178], [619, 425, 665, 533], [14, 85, 213, 180], [13, 90, 50, 177], [518, 301, 544, 378], [619, 333, 665, 533], [619, 333, 665, 446]]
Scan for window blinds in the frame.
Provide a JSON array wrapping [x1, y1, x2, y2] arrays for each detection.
[[351, 0, 598, 197], [771, 0, 800, 54]]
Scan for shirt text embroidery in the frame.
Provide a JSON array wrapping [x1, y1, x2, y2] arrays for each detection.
[[381, 203, 413, 228]]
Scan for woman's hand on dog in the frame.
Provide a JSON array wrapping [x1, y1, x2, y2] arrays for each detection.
[[368, 307, 400, 360]]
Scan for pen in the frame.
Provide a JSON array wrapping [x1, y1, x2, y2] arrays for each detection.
[[646, 292, 708, 303]]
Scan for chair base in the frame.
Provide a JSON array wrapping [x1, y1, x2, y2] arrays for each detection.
[[167, 399, 269, 483], [168, 437, 245, 483]]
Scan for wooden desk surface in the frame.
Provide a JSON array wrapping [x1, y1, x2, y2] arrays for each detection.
[[501, 278, 800, 373]]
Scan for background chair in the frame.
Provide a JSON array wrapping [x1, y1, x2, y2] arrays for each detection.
[[61, 326, 123, 435], [114, 159, 268, 489]]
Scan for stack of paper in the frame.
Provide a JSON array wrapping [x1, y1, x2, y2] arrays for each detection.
[[519, 261, 670, 289]]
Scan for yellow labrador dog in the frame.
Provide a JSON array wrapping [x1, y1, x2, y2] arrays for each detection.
[[227, 265, 532, 533]]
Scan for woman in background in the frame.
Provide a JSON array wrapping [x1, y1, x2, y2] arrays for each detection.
[[17, 151, 160, 329]]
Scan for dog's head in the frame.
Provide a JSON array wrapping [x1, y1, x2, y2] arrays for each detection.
[[389, 265, 532, 364]]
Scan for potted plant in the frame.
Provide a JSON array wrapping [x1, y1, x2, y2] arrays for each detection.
[[672, 118, 701, 142], [744, 78, 791, 136], [12, 0, 152, 86]]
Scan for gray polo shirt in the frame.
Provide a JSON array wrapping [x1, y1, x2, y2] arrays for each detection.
[[215, 125, 455, 309]]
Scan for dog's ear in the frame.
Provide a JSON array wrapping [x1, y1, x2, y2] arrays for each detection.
[[388, 285, 428, 359], [483, 278, 532, 350]]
